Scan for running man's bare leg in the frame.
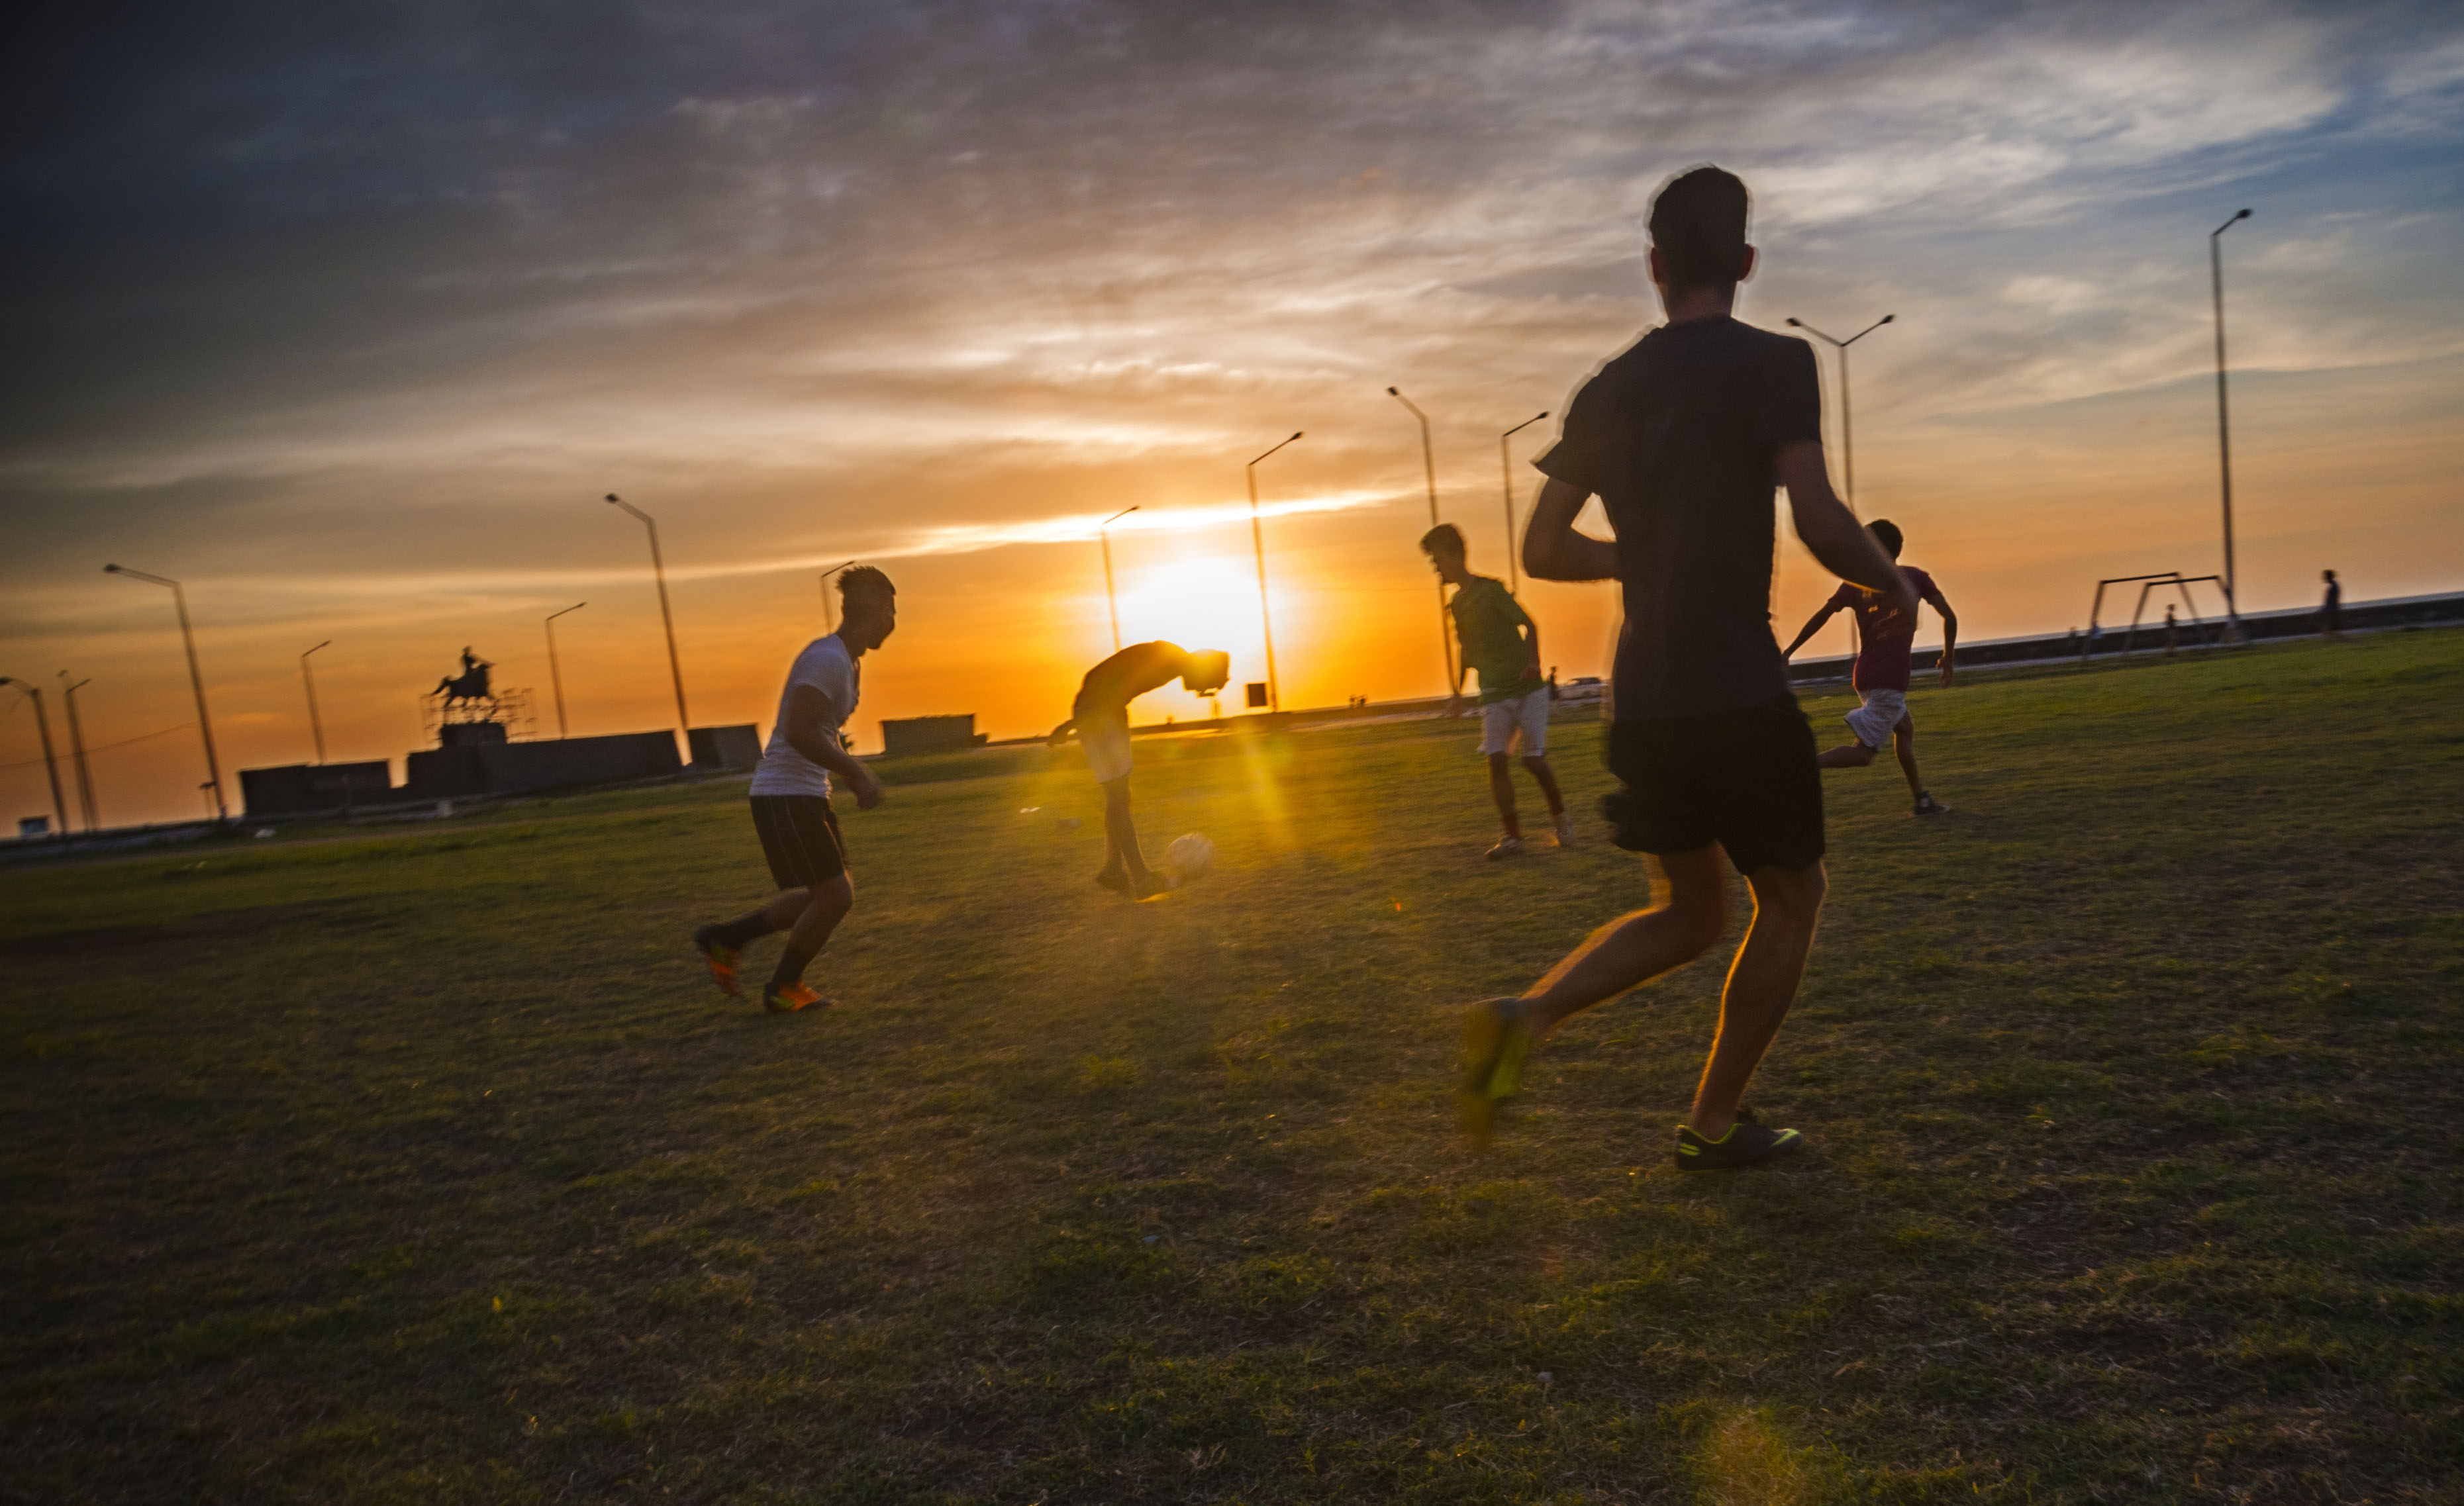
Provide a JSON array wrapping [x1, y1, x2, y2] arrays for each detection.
[[769, 872, 854, 995], [1487, 752, 1522, 839], [1816, 742, 1878, 769], [1891, 714, 1924, 798], [1520, 845, 1728, 1037], [1689, 860, 1825, 1137], [1522, 754, 1566, 819], [1103, 777, 1151, 886]]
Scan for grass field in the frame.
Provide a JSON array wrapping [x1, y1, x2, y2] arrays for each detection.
[[5, 631, 2462, 1504]]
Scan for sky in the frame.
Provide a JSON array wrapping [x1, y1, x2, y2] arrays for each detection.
[[3, 0, 2460, 828]]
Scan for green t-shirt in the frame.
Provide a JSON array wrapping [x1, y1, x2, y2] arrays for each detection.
[[1450, 577, 1543, 704]]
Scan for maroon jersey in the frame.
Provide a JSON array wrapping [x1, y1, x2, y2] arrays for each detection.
[[1828, 566, 1937, 692]]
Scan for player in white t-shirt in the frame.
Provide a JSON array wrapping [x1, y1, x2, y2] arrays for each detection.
[[693, 567, 896, 1012]]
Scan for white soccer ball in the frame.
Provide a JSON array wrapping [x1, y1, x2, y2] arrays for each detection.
[[1164, 831, 1214, 882]]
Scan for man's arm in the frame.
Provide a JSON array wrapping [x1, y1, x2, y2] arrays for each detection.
[[1923, 579, 1959, 687], [1775, 441, 1915, 619], [1780, 599, 1842, 660], [1522, 477, 1619, 583], [780, 681, 883, 808]]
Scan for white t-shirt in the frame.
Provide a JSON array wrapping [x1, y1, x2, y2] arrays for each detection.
[[749, 635, 859, 798]]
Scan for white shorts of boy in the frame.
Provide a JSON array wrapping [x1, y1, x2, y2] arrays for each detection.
[[1478, 686, 1551, 756], [1842, 687, 1908, 749], [1080, 716, 1134, 784]]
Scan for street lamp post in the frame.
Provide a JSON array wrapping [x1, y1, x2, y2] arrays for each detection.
[[1099, 506, 1138, 653], [58, 674, 97, 832], [1387, 387, 1457, 690], [544, 603, 585, 738], [0, 678, 68, 837], [300, 640, 332, 764], [101, 564, 226, 822], [602, 494, 691, 733], [1783, 314, 1895, 506], [1246, 432, 1305, 713], [817, 560, 856, 634], [1499, 410, 1550, 594], [2211, 208, 2253, 641]]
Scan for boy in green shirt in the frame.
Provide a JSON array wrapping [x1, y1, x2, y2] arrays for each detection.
[[1423, 524, 1571, 859]]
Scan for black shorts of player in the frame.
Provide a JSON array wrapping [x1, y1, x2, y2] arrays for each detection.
[[749, 795, 848, 890], [1604, 694, 1824, 874]]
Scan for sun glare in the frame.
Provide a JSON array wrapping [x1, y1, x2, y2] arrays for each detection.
[[1120, 559, 1263, 663]]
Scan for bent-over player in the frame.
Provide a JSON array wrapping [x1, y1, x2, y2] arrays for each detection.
[[1459, 164, 1916, 1170], [693, 566, 896, 1012], [1048, 641, 1231, 900], [1422, 523, 1572, 859], [1780, 518, 1955, 816]]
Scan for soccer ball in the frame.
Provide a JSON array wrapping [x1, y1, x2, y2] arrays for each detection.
[[1164, 831, 1214, 882]]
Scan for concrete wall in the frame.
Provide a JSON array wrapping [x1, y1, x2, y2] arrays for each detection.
[[881, 714, 983, 757], [688, 724, 762, 770], [240, 761, 395, 816], [405, 730, 681, 800]]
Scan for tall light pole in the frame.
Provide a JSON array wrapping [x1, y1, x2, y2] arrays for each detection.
[[58, 674, 97, 832], [543, 602, 585, 739], [603, 494, 689, 733], [1099, 506, 1138, 653], [1387, 387, 1456, 690], [299, 640, 332, 765], [2212, 208, 2253, 641], [817, 560, 856, 634], [1246, 432, 1304, 713], [0, 679, 68, 837], [1499, 410, 1550, 594], [102, 564, 226, 822], [1784, 314, 1895, 506]]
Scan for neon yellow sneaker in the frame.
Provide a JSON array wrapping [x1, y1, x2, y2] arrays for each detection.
[[693, 925, 742, 998], [1674, 1107, 1802, 1172], [763, 980, 831, 1014], [1458, 998, 1531, 1151]]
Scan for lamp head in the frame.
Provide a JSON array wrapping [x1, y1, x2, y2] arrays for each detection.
[[1290, 430, 1303, 441], [1785, 317, 1802, 327], [1881, 314, 1896, 324], [103, 564, 121, 573], [603, 493, 620, 504], [2235, 208, 2251, 220], [1385, 386, 1399, 395]]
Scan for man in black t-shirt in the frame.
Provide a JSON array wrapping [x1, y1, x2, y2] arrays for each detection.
[[2320, 569, 2343, 641], [1457, 165, 1916, 1172]]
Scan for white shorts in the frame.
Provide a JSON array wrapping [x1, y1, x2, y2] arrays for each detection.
[[1081, 716, 1133, 784], [1478, 687, 1550, 757], [1843, 688, 1908, 749]]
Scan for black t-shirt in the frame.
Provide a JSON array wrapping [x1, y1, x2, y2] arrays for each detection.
[[1534, 316, 1822, 720]]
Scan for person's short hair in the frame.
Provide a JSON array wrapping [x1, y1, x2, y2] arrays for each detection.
[[838, 565, 895, 604], [1420, 523, 1466, 559], [1868, 519, 1904, 559], [1649, 165, 1751, 290], [1185, 649, 1231, 692]]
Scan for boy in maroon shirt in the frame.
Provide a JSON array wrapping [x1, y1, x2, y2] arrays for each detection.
[[1781, 518, 1956, 816]]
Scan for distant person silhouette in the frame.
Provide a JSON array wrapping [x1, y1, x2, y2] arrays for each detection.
[[1781, 518, 1957, 816], [1421, 523, 1570, 859], [693, 566, 897, 1013], [1048, 642, 1231, 900], [1459, 164, 1916, 1172], [2164, 604, 2179, 657], [2322, 569, 2343, 641]]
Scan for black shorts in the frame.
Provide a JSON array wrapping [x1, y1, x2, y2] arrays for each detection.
[[750, 795, 847, 890], [1605, 695, 1824, 873]]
